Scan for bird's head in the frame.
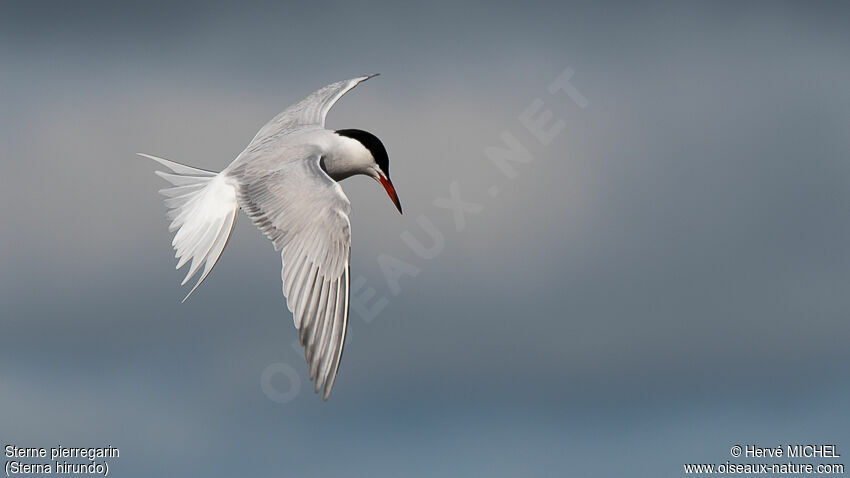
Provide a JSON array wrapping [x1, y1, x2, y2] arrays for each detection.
[[335, 129, 402, 214]]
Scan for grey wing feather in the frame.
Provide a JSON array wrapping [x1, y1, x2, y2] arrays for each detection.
[[232, 155, 352, 400], [247, 74, 378, 151]]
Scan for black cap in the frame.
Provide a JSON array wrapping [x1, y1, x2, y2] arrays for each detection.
[[335, 129, 390, 177]]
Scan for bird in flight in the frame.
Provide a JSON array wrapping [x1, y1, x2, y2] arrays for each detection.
[[140, 75, 401, 400]]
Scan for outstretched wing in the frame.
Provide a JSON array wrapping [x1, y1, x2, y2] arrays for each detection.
[[247, 74, 378, 150], [233, 155, 352, 400]]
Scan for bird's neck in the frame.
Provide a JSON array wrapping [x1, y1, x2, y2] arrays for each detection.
[[321, 134, 374, 181]]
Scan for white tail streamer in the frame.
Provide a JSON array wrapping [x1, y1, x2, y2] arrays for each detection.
[[139, 153, 239, 302]]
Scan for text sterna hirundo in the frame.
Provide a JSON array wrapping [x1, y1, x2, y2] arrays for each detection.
[[139, 75, 400, 400]]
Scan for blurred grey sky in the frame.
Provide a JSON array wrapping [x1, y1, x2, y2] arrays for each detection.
[[1, 1, 849, 476]]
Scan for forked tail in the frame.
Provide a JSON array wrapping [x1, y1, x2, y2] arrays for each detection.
[[139, 153, 239, 302]]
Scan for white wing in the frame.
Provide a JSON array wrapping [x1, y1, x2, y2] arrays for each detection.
[[233, 155, 351, 400], [247, 74, 378, 151]]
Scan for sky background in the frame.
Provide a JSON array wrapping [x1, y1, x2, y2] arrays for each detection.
[[1, 1, 849, 476]]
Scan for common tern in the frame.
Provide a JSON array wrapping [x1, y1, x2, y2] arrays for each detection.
[[140, 75, 400, 400]]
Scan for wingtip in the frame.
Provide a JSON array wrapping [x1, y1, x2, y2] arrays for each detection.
[[137, 152, 161, 161]]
